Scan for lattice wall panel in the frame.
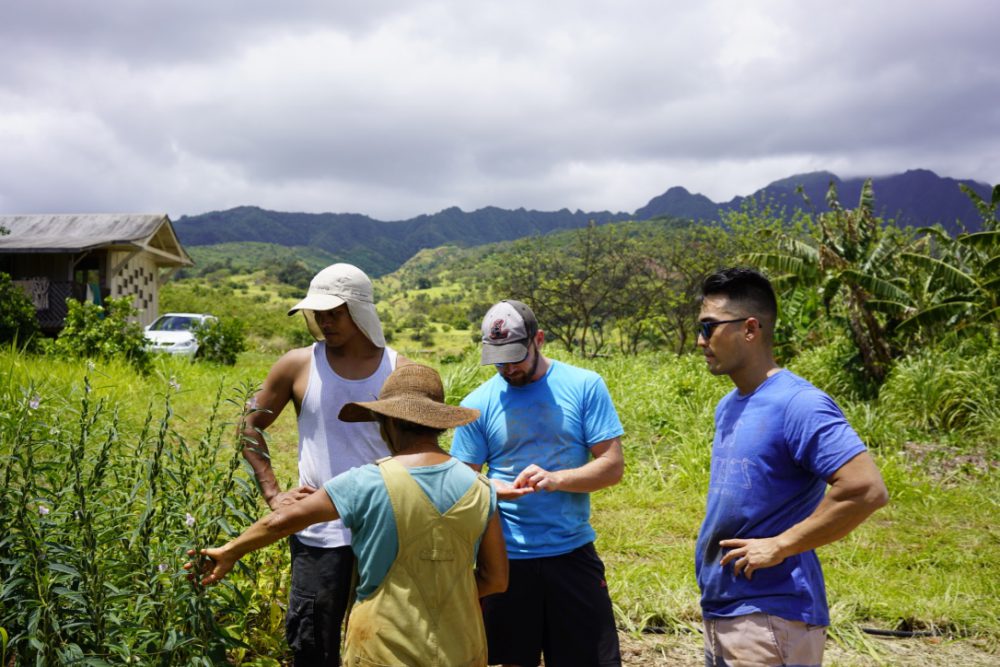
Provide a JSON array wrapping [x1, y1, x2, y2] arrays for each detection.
[[111, 255, 159, 325]]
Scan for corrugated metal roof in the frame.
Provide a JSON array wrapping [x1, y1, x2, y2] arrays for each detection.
[[0, 214, 191, 265]]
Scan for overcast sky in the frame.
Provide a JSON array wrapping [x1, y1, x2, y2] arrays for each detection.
[[1, 1, 998, 221]]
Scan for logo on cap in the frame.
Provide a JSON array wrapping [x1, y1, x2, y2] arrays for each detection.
[[489, 319, 509, 340]]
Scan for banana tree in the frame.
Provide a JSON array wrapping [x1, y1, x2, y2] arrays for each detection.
[[898, 183, 1000, 337], [747, 179, 914, 385]]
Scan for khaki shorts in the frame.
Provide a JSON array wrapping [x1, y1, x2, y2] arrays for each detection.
[[703, 612, 826, 666]]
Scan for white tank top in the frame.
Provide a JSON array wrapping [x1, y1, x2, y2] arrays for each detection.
[[296, 343, 398, 547]]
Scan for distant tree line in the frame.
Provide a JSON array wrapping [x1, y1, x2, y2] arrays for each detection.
[[486, 181, 999, 394]]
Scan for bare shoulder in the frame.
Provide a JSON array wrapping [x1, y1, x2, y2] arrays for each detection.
[[395, 353, 415, 368], [265, 345, 314, 382]]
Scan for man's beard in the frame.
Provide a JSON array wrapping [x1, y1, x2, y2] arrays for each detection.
[[501, 347, 540, 386]]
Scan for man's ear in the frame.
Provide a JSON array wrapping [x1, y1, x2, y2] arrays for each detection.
[[535, 330, 546, 348], [745, 317, 760, 341]]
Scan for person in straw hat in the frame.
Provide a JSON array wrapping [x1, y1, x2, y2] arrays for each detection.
[[188, 363, 508, 666], [240, 263, 408, 665]]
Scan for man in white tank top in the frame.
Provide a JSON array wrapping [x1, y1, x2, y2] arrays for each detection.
[[241, 263, 406, 666]]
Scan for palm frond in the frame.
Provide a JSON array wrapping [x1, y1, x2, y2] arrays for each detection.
[[977, 305, 1000, 323], [841, 269, 913, 304], [866, 299, 912, 316], [956, 231, 1000, 250], [896, 301, 975, 332], [899, 253, 977, 290], [778, 237, 820, 262], [858, 179, 875, 215], [743, 252, 814, 279]]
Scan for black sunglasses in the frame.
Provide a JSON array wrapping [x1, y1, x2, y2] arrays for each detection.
[[698, 318, 749, 341]]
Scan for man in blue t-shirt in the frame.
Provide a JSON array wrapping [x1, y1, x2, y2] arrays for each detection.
[[695, 268, 889, 667], [451, 299, 625, 667]]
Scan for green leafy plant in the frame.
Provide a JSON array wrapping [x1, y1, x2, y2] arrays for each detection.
[[0, 272, 41, 351], [747, 180, 915, 387], [897, 183, 1000, 340], [194, 316, 248, 365], [54, 296, 152, 373], [0, 370, 281, 664]]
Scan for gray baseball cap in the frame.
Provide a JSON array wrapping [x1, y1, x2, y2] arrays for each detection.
[[479, 300, 538, 365]]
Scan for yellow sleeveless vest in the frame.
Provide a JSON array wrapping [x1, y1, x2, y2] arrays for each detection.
[[343, 458, 492, 667]]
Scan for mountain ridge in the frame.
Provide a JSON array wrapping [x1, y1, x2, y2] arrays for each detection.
[[173, 169, 993, 276]]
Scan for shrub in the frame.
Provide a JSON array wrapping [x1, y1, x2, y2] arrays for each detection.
[[54, 297, 151, 373], [0, 273, 41, 351], [194, 317, 248, 366], [0, 372, 277, 663]]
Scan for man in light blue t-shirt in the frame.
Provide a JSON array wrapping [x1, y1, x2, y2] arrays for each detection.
[[695, 268, 889, 667], [451, 299, 624, 667]]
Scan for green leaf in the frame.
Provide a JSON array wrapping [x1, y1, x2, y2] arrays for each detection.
[[840, 269, 912, 304], [866, 299, 911, 316], [956, 230, 1000, 249], [896, 301, 975, 332], [899, 253, 977, 290], [47, 562, 81, 577]]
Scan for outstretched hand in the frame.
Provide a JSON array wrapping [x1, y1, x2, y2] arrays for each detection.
[[490, 478, 535, 501], [718, 537, 786, 580], [184, 547, 236, 586]]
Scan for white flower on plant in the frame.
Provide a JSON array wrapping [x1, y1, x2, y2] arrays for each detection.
[[29, 394, 41, 410], [185, 513, 196, 527], [169, 377, 181, 392], [158, 563, 169, 573], [38, 504, 50, 516], [87, 360, 96, 371]]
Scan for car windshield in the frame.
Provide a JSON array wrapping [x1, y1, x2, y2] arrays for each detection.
[[150, 316, 197, 331]]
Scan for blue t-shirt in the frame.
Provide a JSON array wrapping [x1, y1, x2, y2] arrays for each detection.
[[450, 360, 624, 558], [695, 370, 867, 626], [324, 458, 497, 601]]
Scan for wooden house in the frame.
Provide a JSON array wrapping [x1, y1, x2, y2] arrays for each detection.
[[0, 214, 193, 333]]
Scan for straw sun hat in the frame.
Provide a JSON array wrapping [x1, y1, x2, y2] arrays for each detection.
[[338, 364, 480, 430]]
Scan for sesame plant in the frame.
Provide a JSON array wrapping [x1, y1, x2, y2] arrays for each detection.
[[0, 360, 287, 665]]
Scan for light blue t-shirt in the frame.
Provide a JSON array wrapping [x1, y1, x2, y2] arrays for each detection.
[[324, 458, 498, 601], [450, 360, 624, 558], [695, 370, 867, 626]]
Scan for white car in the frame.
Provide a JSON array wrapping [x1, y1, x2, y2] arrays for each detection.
[[144, 312, 217, 356]]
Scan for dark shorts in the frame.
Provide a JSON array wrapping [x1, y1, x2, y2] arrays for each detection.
[[482, 542, 621, 667], [286, 535, 355, 667]]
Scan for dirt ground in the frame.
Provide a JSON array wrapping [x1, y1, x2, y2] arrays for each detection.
[[616, 629, 999, 666]]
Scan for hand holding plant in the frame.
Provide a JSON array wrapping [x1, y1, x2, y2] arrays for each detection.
[[185, 547, 236, 586]]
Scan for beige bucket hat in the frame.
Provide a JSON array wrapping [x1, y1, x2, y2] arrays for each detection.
[[288, 263, 386, 347], [339, 364, 480, 429]]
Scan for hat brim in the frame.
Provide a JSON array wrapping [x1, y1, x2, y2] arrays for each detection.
[[339, 397, 480, 430], [287, 294, 347, 316], [480, 340, 529, 366]]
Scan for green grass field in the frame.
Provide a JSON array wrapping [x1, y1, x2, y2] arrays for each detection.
[[2, 327, 998, 663]]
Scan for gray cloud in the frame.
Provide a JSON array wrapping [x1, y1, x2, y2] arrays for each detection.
[[0, 0, 997, 220]]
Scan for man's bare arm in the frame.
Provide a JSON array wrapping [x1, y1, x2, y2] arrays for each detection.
[[242, 348, 312, 510], [719, 451, 889, 579], [187, 489, 339, 585]]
